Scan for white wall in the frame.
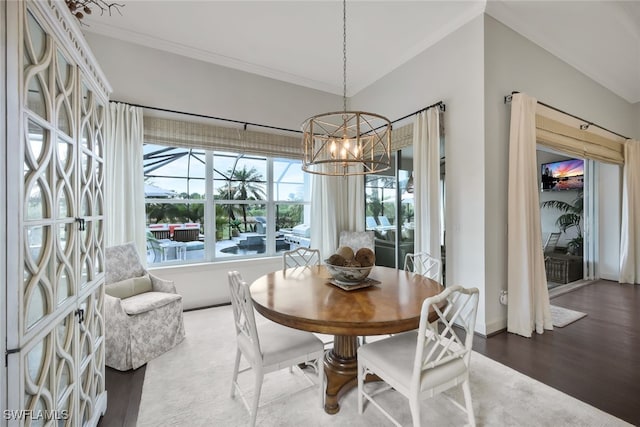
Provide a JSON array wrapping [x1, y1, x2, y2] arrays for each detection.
[[84, 33, 341, 131], [483, 15, 636, 333], [84, 34, 344, 306], [352, 16, 488, 332], [154, 257, 281, 310]]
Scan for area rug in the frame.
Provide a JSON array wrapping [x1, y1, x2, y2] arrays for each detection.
[[550, 304, 588, 327], [549, 279, 594, 298], [137, 306, 629, 427]]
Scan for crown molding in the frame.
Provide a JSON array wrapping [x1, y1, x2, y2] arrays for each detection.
[[83, 2, 487, 98], [82, 21, 344, 96]]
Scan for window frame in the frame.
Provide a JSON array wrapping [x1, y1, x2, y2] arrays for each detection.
[[144, 144, 311, 266]]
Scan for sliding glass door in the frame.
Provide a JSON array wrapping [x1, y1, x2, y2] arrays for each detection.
[[365, 149, 415, 269]]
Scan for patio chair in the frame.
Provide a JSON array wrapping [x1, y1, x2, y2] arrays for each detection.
[[357, 285, 480, 426], [544, 232, 561, 256], [146, 232, 165, 264], [378, 216, 392, 227], [174, 228, 199, 242], [366, 216, 378, 230], [150, 229, 171, 240]]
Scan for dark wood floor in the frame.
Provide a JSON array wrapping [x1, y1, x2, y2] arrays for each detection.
[[474, 279, 640, 426], [98, 279, 640, 426], [97, 365, 145, 427]]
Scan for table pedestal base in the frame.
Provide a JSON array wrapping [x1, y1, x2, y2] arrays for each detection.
[[323, 335, 358, 414], [323, 335, 379, 414]]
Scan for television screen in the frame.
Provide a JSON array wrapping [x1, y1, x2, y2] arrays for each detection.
[[541, 159, 584, 191]]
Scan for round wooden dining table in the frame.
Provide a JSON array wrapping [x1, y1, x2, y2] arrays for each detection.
[[250, 265, 444, 414]]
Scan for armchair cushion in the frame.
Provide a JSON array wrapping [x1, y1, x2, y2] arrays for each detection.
[[121, 292, 182, 315], [106, 274, 153, 299]]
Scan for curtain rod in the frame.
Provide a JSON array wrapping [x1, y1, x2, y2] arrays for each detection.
[[110, 101, 304, 134], [111, 99, 446, 134], [365, 100, 445, 134], [391, 100, 445, 125], [504, 91, 629, 140]]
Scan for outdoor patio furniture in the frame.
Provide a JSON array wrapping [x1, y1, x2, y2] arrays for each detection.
[[150, 229, 171, 240], [174, 228, 200, 242], [159, 241, 187, 261]]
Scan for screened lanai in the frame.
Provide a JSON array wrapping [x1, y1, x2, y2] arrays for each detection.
[[143, 144, 312, 265]]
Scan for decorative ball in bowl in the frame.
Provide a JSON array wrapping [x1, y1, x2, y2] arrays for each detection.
[[324, 262, 373, 284], [324, 246, 376, 284]]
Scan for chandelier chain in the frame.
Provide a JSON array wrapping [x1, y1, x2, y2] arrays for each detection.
[[343, 0, 347, 113]]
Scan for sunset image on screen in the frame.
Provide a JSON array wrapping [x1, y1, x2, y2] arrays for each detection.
[[541, 159, 584, 191], [548, 159, 584, 178]]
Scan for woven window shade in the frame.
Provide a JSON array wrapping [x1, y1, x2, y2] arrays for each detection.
[[390, 123, 413, 151], [143, 117, 303, 159], [535, 105, 625, 165]]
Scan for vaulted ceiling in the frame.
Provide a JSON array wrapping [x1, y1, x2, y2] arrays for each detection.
[[83, 1, 640, 103]]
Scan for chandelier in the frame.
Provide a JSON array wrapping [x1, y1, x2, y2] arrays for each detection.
[[301, 0, 391, 176]]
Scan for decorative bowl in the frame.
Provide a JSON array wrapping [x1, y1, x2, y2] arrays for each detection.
[[324, 261, 373, 284]]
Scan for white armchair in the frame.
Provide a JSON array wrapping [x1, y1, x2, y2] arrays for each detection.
[[104, 242, 185, 371], [338, 230, 375, 251]]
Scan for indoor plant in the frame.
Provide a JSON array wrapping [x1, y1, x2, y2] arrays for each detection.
[[541, 191, 583, 256]]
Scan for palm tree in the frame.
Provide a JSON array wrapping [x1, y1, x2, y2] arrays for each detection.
[[146, 203, 179, 224], [222, 165, 266, 231], [541, 191, 583, 255]]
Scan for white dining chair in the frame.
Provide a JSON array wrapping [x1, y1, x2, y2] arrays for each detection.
[[282, 247, 321, 269], [228, 271, 325, 426], [282, 248, 333, 350], [357, 285, 480, 427], [404, 252, 442, 282]]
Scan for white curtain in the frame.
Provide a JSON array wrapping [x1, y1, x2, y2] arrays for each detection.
[[413, 107, 441, 261], [310, 171, 364, 259], [507, 93, 553, 337], [105, 102, 147, 262], [619, 139, 640, 284]]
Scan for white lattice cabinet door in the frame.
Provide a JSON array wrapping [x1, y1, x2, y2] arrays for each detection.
[[4, 1, 111, 426]]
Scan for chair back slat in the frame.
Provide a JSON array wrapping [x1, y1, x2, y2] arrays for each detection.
[[228, 271, 261, 358], [283, 247, 321, 269], [404, 252, 441, 282], [378, 216, 392, 227], [174, 228, 199, 242], [412, 286, 479, 391], [544, 232, 561, 255], [150, 229, 171, 240]]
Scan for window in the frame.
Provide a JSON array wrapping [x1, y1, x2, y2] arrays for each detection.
[[143, 144, 311, 265], [364, 150, 416, 269]]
